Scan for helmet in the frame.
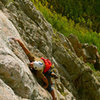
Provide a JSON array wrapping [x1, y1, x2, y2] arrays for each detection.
[[33, 61, 44, 70]]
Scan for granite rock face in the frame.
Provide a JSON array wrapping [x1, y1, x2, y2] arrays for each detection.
[[0, 8, 51, 100], [0, 0, 100, 100], [68, 34, 100, 70], [82, 43, 100, 70]]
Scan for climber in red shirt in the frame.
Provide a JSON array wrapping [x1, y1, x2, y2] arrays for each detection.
[[10, 38, 57, 100]]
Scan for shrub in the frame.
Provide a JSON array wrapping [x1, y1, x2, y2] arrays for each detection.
[[31, 0, 100, 53]]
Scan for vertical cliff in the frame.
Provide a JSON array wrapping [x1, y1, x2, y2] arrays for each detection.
[[0, 0, 100, 100]]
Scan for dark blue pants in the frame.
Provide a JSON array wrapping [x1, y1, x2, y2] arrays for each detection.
[[44, 70, 53, 92]]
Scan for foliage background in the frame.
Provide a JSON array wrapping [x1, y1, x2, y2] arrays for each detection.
[[31, 0, 100, 53], [40, 0, 100, 33]]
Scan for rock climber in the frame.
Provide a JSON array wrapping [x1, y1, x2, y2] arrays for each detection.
[[10, 38, 57, 100]]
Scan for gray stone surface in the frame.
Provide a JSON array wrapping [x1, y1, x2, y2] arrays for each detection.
[[0, 0, 100, 100]]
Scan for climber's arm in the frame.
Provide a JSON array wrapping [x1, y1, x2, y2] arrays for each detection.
[[13, 38, 30, 55], [51, 72, 58, 79], [37, 71, 48, 89], [11, 38, 35, 61], [42, 75, 49, 89]]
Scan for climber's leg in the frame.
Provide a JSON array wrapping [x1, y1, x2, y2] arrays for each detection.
[[44, 71, 56, 100], [46, 84, 56, 100], [50, 89, 56, 100]]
